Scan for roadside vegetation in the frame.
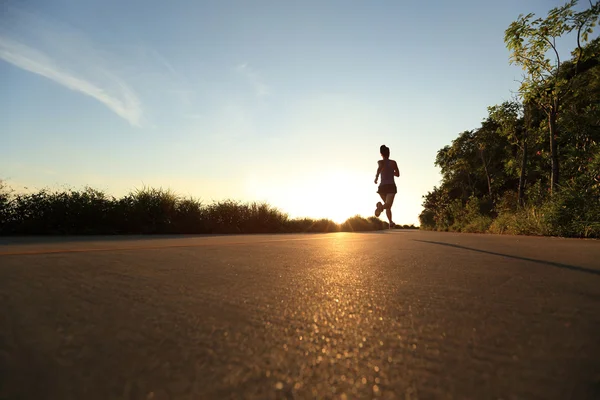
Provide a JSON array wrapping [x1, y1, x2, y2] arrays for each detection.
[[419, 1, 600, 238], [0, 182, 418, 235]]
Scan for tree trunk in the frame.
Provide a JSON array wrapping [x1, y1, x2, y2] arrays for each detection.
[[518, 130, 528, 207], [548, 107, 559, 193], [518, 103, 531, 207], [486, 168, 492, 198], [479, 149, 492, 198]]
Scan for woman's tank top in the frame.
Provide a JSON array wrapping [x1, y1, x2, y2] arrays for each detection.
[[381, 159, 395, 185]]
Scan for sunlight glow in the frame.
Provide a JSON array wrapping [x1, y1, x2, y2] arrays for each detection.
[[246, 170, 377, 223]]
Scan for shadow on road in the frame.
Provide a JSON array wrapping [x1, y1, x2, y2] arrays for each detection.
[[413, 240, 600, 276]]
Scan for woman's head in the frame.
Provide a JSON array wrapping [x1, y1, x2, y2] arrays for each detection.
[[380, 145, 390, 159]]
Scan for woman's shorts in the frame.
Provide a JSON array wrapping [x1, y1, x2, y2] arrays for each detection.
[[377, 184, 397, 195]]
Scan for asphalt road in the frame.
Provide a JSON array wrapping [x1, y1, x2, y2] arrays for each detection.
[[1, 231, 599, 400]]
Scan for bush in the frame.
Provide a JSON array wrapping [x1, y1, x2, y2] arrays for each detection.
[[488, 212, 515, 235], [0, 184, 391, 235], [489, 179, 600, 238], [489, 206, 551, 236], [545, 183, 600, 238], [341, 215, 387, 232], [0, 181, 13, 233], [436, 195, 493, 234], [418, 210, 435, 229], [497, 190, 519, 214], [171, 197, 206, 234], [463, 216, 493, 233], [286, 218, 340, 233], [114, 187, 179, 234], [512, 206, 551, 236]]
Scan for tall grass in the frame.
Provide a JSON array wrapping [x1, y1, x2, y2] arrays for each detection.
[[422, 186, 599, 238], [0, 183, 392, 235], [488, 206, 551, 236]]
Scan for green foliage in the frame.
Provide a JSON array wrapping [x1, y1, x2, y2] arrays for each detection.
[[116, 187, 179, 234], [504, 1, 575, 85], [397, 224, 418, 230], [341, 215, 387, 232], [420, 2, 600, 238], [504, 0, 599, 95], [418, 209, 436, 230], [488, 101, 523, 148], [286, 218, 340, 233], [496, 190, 520, 214], [463, 216, 493, 234], [3, 187, 114, 234], [504, 1, 600, 192], [488, 206, 551, 236], [0, 184, 388, 235], [545, 181, 600, 237], [0, 180, 12, 227]]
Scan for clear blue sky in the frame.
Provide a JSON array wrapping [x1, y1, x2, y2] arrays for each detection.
[[0, 0, 580, 224]]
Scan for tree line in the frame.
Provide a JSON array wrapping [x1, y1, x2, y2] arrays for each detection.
[[419, 0, 600, 237]]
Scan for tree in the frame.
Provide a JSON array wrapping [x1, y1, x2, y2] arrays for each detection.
[[488, 101, 527, 205], [558, 38, 600, 189], [474, 118, 508, 199], [421, 6, 600, 236], [504, 0, 599, 193]]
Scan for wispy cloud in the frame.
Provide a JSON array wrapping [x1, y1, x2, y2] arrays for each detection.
[[0, 7, 143, 127], [147, 47, 179, 78], [236, 63, 270, 97], [0, 37, 142, 126]]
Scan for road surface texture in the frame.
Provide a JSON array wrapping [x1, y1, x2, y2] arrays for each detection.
[[1, 231, 599, 400]]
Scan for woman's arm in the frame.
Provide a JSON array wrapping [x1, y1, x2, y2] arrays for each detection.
[[393, 161, 400, 177], [374, 160, 383, 184]]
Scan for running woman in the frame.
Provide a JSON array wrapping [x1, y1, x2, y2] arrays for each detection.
[[374, 144, 399, 228]]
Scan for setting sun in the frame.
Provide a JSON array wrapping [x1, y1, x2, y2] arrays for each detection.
[[302, 171, 374, 223], [246, 170, 378, 223]]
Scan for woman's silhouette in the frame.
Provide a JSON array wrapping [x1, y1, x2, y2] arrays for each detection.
[[374, 144, 399, 228]]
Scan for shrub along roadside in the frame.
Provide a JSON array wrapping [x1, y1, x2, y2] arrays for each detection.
[[0, 184, 396, 235], [421, 188, 599, 238]]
